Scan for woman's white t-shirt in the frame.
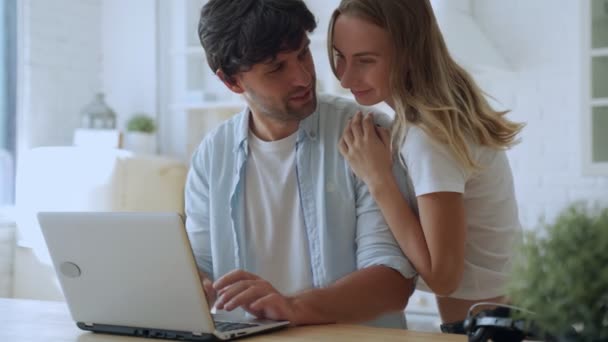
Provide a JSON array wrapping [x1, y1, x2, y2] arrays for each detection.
[[400, 125, 522, 300]]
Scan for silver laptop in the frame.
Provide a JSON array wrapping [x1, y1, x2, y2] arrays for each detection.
[[38, 212, 289, 341]]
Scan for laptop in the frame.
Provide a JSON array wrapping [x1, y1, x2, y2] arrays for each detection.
[[37, 211, 289, 341]]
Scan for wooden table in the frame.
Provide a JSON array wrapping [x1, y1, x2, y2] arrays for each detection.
[[0, 298, 465, 341]]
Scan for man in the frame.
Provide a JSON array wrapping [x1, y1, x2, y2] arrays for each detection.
[[185, 0, 416, 328]]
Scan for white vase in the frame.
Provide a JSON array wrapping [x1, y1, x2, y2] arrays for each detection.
[[124, 132, 157, 155]]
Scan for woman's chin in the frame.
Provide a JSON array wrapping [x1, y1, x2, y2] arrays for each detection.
[[353, 96, 383, 107]]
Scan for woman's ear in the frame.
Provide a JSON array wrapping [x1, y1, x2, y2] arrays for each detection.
[[216, 70, 244, 94]]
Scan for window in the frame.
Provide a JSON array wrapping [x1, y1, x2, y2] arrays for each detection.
[[0, 0, 16, 205], [583, 0, 608, 174]]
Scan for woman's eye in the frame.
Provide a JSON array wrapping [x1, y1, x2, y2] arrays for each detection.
[[359, 59, 375, 64]]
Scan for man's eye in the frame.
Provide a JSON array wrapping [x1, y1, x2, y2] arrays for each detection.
[[269, 64, 283, 73]]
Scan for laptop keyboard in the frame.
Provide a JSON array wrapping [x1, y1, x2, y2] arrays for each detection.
[[214, 321, 260, 332]]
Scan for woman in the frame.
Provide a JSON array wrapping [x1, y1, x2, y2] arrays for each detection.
[[328, 0, 524, 332]]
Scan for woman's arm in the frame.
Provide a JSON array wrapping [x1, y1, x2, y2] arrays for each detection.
[[371, 178, 466, 296], [339, 112, 467, 296]]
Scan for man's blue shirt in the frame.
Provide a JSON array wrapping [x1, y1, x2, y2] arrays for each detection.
[[185, 94, 416, 328]]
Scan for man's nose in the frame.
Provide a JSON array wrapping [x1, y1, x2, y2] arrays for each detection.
[[292, 62, 312, 87]]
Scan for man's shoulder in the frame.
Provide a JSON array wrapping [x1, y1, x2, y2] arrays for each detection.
[[207, 111, 243, 139], [193, 111, 245, 157], [317, 93, 393, 128], [317, 93, 360, 114], [315, 94, 360, 132]]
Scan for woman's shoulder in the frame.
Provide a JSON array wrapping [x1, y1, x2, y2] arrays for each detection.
[[402, 125, 492, 161], [401, 125, 446, 156]]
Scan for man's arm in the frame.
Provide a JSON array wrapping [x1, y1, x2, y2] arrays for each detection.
[[292, 166, 418, 324], [290, 265, 412, 324], [212, 266, 412, 325], [185, 144, 214, 281]]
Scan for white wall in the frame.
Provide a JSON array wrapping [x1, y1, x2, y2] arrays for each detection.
[[472, 0, 608, 229], [102, 0, 158, 133], [19, 0, 103, 151], [18, 0, 158, 151]]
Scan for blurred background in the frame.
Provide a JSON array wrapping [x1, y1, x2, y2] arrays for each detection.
[[0, 0, 607, 332]]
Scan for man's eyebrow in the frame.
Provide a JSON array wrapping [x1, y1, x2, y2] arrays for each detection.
[[262, 37, 312, 67], [263, 58, 280, 66]]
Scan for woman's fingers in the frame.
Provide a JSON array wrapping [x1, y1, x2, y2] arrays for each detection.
[[377, 126, 391, 148], [350, 111, 364, 139]]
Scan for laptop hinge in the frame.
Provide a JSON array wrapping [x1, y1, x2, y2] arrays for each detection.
[[192, 332, 203, 336], [84, 322, 94, 327]]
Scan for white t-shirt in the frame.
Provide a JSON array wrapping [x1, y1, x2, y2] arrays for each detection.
[[243, 130, 314, 296], [401, 125, 522, 300]]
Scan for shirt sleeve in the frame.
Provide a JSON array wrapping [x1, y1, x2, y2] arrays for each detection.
[[184, 142, 214, 280], [401, 127, 470, 196], [354, 162, 418, 280]]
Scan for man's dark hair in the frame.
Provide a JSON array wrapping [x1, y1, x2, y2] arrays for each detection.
[[198, 0, 316, 83]]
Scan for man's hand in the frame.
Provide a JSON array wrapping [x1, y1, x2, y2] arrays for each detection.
[[198, 270, 217, 308], [213, 270, 299, 323]]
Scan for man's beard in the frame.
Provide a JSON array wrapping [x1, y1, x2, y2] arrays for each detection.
[[245, 84, 317, 123]]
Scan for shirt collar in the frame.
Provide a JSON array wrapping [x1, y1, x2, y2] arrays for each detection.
[[298, 99, 320, 143], [233, 97, 320, 153], [233, 107, 250, 153]]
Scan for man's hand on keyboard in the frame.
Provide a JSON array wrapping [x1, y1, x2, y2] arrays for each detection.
[[198, 270, 217, 308], [213, 270, 297, 323]]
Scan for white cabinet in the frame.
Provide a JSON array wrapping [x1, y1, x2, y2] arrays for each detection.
[[583, 0, 608, 174]]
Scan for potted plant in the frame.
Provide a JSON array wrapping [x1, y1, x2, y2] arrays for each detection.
[[124, 114, 157, 155], [507, 203, 608, 341]]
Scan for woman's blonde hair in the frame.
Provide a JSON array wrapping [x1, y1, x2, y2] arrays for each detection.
[[328, 0, 524, 171]]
